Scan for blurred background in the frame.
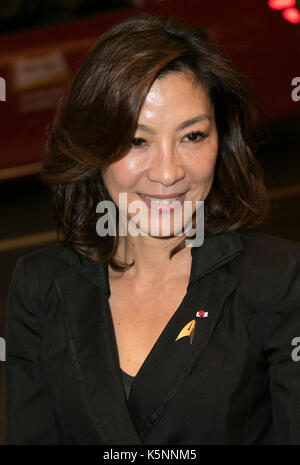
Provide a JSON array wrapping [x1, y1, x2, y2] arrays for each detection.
[[0, 0, 299, 444]]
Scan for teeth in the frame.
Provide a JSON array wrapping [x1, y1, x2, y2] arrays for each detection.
[[140, 194, 180, 204]]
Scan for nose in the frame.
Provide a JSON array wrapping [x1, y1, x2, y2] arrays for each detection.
[[147, 143, 185, 186]]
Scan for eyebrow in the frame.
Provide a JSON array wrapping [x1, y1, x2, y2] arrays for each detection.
[[136, 114, 211, 134]]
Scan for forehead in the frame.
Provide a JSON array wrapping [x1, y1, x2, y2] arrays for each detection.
[[140, 71, 213, 118]]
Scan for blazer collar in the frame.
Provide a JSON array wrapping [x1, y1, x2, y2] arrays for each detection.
[[189, 230, 243, 285], [59, 230, 244, 294]]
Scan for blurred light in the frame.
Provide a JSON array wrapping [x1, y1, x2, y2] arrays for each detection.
[[268, 0, 295, 9], [282, 6, 300, 22]]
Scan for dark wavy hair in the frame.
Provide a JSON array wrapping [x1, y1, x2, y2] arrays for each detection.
[[41, 13, 271, 271]]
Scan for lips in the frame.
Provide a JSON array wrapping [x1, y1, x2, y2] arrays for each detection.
[[138, 192, 186, 199], [139, 194, 181, 202], [137, 192, 186, 211]]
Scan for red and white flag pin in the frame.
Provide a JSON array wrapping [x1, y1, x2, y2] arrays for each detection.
[[196, 310, 208, 318]]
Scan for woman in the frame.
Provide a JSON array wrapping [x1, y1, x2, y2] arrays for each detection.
[[4, 13, 300, 445]]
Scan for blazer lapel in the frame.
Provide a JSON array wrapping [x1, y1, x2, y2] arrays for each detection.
[[126, 231, 244, 441], [55, 253, 143, 445]]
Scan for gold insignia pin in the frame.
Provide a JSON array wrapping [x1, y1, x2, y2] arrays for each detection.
[[175, 319, 196, 344]]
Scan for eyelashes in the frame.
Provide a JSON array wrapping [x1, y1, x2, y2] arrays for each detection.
[[131, 131, 209, 148], [131, 138, 146, 148], [184, 131, 209, 143]]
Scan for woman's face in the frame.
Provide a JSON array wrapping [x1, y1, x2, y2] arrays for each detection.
[[102, 71, 219, 238]]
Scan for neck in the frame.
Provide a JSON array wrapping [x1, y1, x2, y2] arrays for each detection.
[[110, 234, 192, 284]]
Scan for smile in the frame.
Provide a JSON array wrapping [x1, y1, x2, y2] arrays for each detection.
[[140, 194, 181, 203], [138, 193, 186, 211]]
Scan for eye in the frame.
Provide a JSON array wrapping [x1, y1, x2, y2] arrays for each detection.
[[131, 137, 147, 148], [183, 131, 208, 143], [131, 131, 208, 149]]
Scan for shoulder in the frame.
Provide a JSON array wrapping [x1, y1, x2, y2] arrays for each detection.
[[14, 241, 69, 277], [234, 229, 300, 277], [16, 240, 67, 266], [227, 230, 300, 356], [227, 229, 300, 310], [238, 229, 300, 258], [232, 229, 300, 323], [9, 242, 76, 303]]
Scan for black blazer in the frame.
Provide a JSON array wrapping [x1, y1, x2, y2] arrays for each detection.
[[3, 229, 300, 445]]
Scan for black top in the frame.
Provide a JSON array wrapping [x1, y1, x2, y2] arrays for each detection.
[[4, 229, 300, 445], [121, 370, 135, 400]]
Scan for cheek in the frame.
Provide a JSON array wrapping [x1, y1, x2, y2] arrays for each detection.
[[191, 151, 218, 185], [102, 160, 138, 192]]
